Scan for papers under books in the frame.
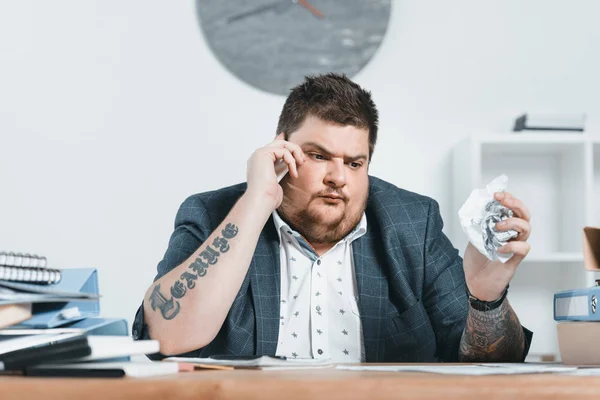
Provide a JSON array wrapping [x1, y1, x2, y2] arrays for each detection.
[[76, 336, 159, 362], [164, 355, 333, 370]]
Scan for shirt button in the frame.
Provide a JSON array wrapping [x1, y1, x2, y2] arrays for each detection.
[[316, 260, 321, 265], [317, 349, 323, 355]]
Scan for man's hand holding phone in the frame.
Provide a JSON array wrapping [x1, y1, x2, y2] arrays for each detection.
[[245, 133, 305, 212]]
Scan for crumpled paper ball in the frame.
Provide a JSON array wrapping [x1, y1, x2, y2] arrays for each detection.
[[458, 174, 518, 263]]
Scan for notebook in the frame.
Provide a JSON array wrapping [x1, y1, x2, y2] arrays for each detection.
[[0, 252, 61, 284], [0, 332, 90, 370], [0, 334, 159, 370]]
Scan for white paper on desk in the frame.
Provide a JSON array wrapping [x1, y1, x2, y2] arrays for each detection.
[[74, 336, 160, 362], [561, 368, 600, 376], [336, 363, 577, 375], [165, 356, 332, 369]]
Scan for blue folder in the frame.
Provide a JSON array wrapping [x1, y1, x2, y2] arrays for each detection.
[[8, 318, 129, 336], [17, 268, 100, 328], [554, 286, 600, 321], [65, 317, 128, 336]]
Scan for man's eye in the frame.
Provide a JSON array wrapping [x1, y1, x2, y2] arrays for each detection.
[[312, 154, 325, 160], [349, 162, 362, 169]]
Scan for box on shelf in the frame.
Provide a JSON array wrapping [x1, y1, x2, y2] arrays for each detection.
[[583, 227, 600, 271]]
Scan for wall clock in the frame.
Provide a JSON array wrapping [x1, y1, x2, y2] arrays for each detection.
[[196, 0, 392, 95]]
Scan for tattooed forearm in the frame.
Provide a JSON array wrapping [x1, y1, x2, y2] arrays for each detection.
[[148, 222, 239, 320], [458, 299, 525, 362]]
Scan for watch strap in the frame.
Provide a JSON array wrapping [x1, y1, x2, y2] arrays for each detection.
[[466, 284, 509, 312]]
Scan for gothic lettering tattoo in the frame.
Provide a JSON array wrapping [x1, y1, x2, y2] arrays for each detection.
[[149, 284, 180, 320], [459, 299, 525, 362], [213, 236, 230, 253], [200, 246, 219, 265], [149, 221, 240, 320], [180, 271, 197, 289], [170, 280, 187, 298], [221, 223, 239, 239], [189, 257, 209, 277]]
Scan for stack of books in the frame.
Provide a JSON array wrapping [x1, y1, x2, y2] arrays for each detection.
[[554, 228, 600, 365], [0, 252, 172, 377]]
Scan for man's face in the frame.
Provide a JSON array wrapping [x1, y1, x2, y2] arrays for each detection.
[[278, 115, 370, 246]]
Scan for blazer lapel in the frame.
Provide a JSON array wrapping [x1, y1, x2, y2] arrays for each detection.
[[250, 215, 281, 356]]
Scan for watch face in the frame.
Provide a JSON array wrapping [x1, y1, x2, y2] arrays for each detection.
[[196, 0, 391, 95]]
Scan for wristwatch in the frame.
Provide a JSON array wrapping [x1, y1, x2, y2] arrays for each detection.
[[466, 285, 509, 312]]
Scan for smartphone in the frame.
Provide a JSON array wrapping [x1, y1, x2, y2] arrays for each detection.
[[276, 161, 289, 183]]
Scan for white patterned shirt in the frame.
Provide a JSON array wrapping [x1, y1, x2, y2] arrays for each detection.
[[273, 210, 367, 362]]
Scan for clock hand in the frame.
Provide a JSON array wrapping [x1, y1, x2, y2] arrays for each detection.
[[228, 1, 294, 24], [295, 0, 324, 19]]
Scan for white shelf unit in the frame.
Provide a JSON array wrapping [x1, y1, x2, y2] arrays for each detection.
[[452, 133, 600, 361]]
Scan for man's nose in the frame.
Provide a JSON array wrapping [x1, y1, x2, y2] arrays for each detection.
[[324, 159, 347, 188]]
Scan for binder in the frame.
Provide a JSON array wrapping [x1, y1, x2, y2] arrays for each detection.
[[64, 317, 128, 336], [6, 318, 129, 337], [553, 227, 600, 321], [0, 332, 90, 370], [14, 268, 100, 328], [0, 251, 61, 284], [554, 285, 600, 321]]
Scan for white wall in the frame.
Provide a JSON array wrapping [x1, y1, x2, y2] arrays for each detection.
[[1, 0, 599, 332]]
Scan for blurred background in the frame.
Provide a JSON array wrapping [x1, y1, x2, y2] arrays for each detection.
[[1, 0, 599, 361]]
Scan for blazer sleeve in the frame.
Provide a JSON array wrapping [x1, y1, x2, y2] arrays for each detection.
[[421, 199, 532, 362], [132, 195, 212, 348]]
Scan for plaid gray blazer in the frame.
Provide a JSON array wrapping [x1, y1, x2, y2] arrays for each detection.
[[133, 176, 531, 362]]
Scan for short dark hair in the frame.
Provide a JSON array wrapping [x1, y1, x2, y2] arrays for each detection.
[[276, 73, 379, 161]]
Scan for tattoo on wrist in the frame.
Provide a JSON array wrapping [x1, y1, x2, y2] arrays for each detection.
[[148, 223, 239, 320], [459, 299, 525, 362]]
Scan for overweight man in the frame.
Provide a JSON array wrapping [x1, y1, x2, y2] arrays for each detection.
[[133, 73, 532, 362]]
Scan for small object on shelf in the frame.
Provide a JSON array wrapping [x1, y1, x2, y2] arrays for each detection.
[[513, 113, 586, 132], [583, 227, 600, 271]]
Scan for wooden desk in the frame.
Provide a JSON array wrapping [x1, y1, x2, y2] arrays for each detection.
[[2, 367, 600, 400]]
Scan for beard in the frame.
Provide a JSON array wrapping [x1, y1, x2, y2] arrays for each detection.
[[277, 189, 367, 246]]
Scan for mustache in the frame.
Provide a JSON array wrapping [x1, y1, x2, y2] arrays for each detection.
[[285, 183, 347, 200], [315, 190, 347, 200]]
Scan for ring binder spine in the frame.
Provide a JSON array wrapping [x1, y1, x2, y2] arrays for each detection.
[[0, 252, 60, 284]]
